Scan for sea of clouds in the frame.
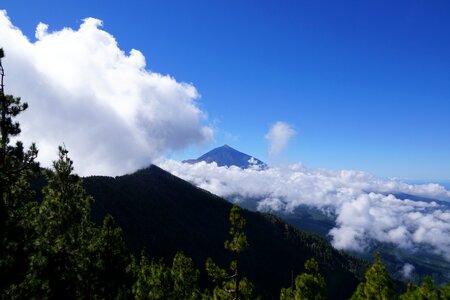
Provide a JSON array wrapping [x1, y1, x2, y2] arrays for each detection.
[[0, 11, 213, 176], [159, 159, 450, 261]]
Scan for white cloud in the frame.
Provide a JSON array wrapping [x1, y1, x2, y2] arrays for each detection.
[[401, 263, 415, 279], [159, 159, 450, 261], [265, 121, 295, 156], [0, 11, 213, 176]]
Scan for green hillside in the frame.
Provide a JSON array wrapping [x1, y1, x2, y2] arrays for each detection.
[[83, 165, 366, 299]]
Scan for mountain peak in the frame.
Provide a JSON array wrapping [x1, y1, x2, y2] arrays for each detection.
[[183, 145, 266, 169]]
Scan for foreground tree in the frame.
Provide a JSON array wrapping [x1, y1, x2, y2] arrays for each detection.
[[0, 47, 38, 235], [350, 252, 394, 300], [0, 47, 39, 294], [7, 147, 132, 299], [418, 276, 438, 300], [438, 282, 450, 299], [398, 275, 450, 300], [80, 214, 132, 299], [10, 147, 95, 298], [131, 251, 202, 300], [280, 258, 327, 300], [206, 205, 254, 300]]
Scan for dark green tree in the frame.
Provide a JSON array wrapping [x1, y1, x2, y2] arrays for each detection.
[[0, 47, 38, 236], [170, 252, 201, 299], [280, 258, 327, 300], [398, 282, 419, 300], [0, 47, 39, 295], [419, 276, 438, 300], [350, 252, 394, 300], [130, 253, 171, 299], [80, 214, 132, 299], [439, 282, 450, 300], [10, 147, 93, 298], [131, 251, 202, 300], [399, 276, 440, 300], [8, 147, 133, 299], [206, 205, 254, 300]]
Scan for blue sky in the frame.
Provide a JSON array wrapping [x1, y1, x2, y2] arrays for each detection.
[[2, 0, 450, 179]]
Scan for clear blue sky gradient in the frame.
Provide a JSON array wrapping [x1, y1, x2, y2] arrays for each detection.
[[2, 0, 450, 179]]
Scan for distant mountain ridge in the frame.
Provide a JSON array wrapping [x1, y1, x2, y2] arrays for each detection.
[[183, 144, 266, 169]]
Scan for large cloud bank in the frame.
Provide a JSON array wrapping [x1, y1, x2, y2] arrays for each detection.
[[159, 159, 450, 260], [0, 11, 213, 175]]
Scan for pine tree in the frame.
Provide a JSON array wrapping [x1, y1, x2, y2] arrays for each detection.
[[280, 258, 327, 300], [131, 253, 171, 300], [439, 282, 450, 300], [0, 48, 39, 295], [6, 147, 134, 299], [350, 252, 394, 300], [399, 276, 441, 300], [131, 251, 202, 300], [170, 252, 201, 299], [10, 147, 93, 298], [419, 276, 437, 300], [80, 214, 132, 299], [398, 282, 419, 300], [206, 205, 254, 300], [0, 47, 38, 236]]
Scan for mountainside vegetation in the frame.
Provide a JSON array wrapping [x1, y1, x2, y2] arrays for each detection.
[[82, 165, 365, 299]]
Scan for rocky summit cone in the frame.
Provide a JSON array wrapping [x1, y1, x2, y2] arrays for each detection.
[[183, 144, 266, 169]]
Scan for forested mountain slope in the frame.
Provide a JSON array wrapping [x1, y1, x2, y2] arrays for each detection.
[[82, 165, 366, 299]]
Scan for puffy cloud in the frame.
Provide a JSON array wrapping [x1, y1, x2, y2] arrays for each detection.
[[0, 11, 213, 175], [401, 263, 415, 279], [265, 121, 295, 156], [159, 159, 450, 261]]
